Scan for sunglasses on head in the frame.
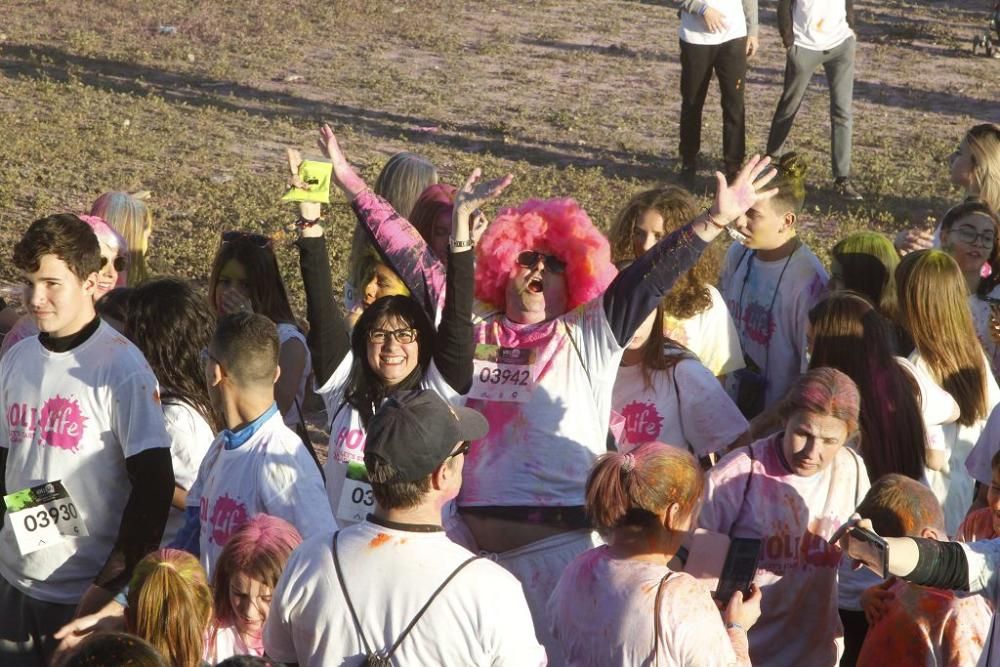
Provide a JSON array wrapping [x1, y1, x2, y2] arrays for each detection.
[[221, 230, 273, 248], [516, 250, 566, 274], [100, 255, 129, 272], [447, 441, 472, 460]]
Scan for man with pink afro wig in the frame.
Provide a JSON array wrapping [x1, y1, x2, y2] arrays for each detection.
[[316, 123, 779, 661]]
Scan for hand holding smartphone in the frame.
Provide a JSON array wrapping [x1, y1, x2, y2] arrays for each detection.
[[829, 518, 890, 578]]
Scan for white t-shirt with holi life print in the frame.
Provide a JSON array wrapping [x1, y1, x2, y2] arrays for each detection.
[[547, 546, 749, 666], [263, 521, 546, 667], [459, 299, 625, 508], [910, 349, 1000, 536], [0, 322, 171, 604], [663, 285, 745, 377], [720, 242, 828, 413], [314, 353, 460, 524], [698, 435, 870, 666], [186, 410, 335, 578], [160, 399, 215, 546], [612, 351, 747, 456]]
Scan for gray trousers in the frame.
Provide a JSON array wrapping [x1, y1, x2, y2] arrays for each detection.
[[0, 577, 76, 666], [766, 36, 856, 179]]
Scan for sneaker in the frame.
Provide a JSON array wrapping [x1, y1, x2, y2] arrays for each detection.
[[678, 165, 697, 191], [835, 178, 864, 202]]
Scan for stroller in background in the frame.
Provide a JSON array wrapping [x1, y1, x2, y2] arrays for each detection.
[[972, 1, 1000, 56]]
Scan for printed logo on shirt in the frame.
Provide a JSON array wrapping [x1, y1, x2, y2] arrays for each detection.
[[6, 395, 88, 452], [759, 518, 842, 574], [620, 401, 664, 443], [333, 425, 366, 464], [202, 493, 249, 546], [741, 301, 775, 347]]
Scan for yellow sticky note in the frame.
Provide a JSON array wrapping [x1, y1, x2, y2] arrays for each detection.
[[281, 160, 333, 204]]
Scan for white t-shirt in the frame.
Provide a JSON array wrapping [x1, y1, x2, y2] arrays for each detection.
[[969, 287, 1000, 387], [161, 400, 215, 545], [547, 546, 749, 666], [204, 623, 262, 664], [910, 350, 1000, 536], [967, 403, 1000, 490], [680, 0, 748, 45], [263, 521, 547, 667], [315, 352, 459, 522], [664, 285, 745, 377], [276, 322, 312, 429], [721, 242, 828, 413], [186, 410, 335, 578], [0, 322, 171, 604], [612, 351, 748, 456], [961, 539, 1000, 666], [791, 0, 854, 51], [698, 435, 869, 666], [460, 299, 624, 507]]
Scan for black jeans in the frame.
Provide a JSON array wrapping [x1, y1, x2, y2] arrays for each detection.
[[678, 37, 747, 173]]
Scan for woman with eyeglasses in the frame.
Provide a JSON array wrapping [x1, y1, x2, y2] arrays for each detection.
[[206, 232, 312, 432], [292, 157, 506, 525], [0, 214, 129, 359]]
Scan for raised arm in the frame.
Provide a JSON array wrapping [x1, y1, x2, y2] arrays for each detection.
[[318, 124, 447, 316], [605, 156, 777, 346], [433, 169, 513, 393]]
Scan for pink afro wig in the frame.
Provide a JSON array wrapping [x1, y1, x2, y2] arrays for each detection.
[[475, 198, 617, 311]]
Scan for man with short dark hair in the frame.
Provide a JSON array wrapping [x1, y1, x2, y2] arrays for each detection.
[[264, 389, 546, 666], [0, 214, 174, 665], [179, 312, 334, 577]]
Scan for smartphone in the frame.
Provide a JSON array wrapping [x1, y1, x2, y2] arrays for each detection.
[[845, 526, 889, 578], [713, 538, 761, 602]]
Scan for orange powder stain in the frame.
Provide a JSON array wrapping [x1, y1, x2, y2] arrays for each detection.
[[369, 533, 391, 548], [152, 389, 161, 404]]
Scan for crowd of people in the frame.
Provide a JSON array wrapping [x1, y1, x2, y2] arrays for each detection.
[[0, 3, 999, 663]]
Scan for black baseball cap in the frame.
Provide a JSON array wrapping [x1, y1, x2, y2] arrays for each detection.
[[364, 390, 489, 483]]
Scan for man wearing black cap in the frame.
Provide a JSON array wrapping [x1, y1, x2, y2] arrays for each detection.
[[263, 389, 546, 666]]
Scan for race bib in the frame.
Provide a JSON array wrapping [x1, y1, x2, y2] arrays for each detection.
[[3, 481, 88, 555], [336, 462, 375, 524], [469, 345, 536, 403]]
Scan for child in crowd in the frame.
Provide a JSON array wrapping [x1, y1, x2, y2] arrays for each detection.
[[720, 153, 828, 420], [177, 312, 334, 577], [207, 232, 311, 430], [855, 475, 991, 667], [205, 515, 302, 663], [959, 449, 1000, 543], [0, 214, 173, 666], [549, 442, 759, 665], [126, 549, 212, 667], [125, 278, 219, 545], [608, 186, 744, 377]]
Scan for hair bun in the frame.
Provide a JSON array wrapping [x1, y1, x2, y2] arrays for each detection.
[[777, 152, 808, 180]]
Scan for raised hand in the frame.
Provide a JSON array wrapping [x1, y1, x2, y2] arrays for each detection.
[[452, 168, 514, 249], [712, 155, 778, 224], [286, 148, 308, 189], [316, 124, 368, 199]]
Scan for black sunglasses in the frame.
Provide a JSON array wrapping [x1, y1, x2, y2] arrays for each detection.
[[221, 230, 273, 248], [100, 255, 129, 272], [447, 442, 472, 459], [516, 250, 566, 274]]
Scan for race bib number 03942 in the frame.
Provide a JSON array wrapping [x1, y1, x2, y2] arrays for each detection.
[[3, 481, 88, 555], [469, 345, 536, 403]]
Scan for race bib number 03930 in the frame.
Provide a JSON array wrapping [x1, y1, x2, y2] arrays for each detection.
[[469, 344, 536, 403], [3, 481, 88, 555], [336, 462, 375, 524]]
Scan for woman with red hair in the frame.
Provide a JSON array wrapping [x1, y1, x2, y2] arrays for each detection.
[[698, 367, 871, 665], [316, 123, 779, 660]]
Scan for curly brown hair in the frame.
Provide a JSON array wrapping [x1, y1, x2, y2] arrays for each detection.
[[608, 186, 717, 319]]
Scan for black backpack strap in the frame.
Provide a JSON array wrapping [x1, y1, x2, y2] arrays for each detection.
[[332, 530, 481, 664]]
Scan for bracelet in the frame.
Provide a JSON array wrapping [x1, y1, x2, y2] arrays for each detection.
[[449, 238, 474, 250], [702, 208, 728, 230], [725, 622, 746, 633], [295, 217, 321, 229]]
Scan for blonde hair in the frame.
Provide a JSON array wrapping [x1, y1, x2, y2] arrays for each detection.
[[127, 549, 212, 667], [967, 124, 1000, 212], [91, 191, 153, 285], [896, 250, 989, 425]]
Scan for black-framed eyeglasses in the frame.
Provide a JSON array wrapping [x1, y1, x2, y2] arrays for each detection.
[[100, 255, 129, 272], [516, 250, 566, 274], [953, 225, 996, 248], [221, 230, 273, 249], [447, 442, 471, 459], [367, 328, 418, 344]]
